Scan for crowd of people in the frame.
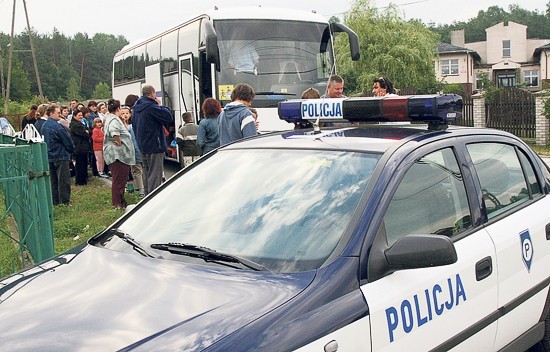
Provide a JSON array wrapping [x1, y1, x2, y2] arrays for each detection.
[[21, 96, 145, 208], [19, 74, 397, 209]]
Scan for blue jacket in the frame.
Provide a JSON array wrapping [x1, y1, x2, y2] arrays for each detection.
[[41, 118, 75, 162], [85, 112, 97, 129], [197, 117, 220, 154], [218, 102, 257, 146], [132, 96, 173, 154]]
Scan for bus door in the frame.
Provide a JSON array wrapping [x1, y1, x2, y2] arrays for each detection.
[[178, 54, 200, 123]]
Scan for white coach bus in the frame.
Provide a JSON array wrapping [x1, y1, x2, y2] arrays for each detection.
[[112, 6, 360, 162]]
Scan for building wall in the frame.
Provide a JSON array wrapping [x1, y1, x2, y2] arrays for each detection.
[[540, 50, 550, 81], [466, 42, 487, 64], [435, 53, 474, 85], [486, 21, 527, 63], [447, 22, 550, 90]]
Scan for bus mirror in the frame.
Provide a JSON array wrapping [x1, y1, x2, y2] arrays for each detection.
[[330, 23, 360, 61], [320, 27, 330, 54], [203, 20, 220, 71]]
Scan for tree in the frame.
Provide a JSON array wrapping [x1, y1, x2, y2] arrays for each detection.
[[4, 56, 31, 101], [334, 0, 440, 95], [328, 16, 341, 24], [66, 77, 82, 101], [433, 4, 550, 44], [92, 82, 111, 99]]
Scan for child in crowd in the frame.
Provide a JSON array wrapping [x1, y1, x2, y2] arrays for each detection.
[[120, 106, 131, 127], [92, 118, 108, 178]]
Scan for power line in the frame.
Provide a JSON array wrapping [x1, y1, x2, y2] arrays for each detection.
[[321, 0, 430, 18]]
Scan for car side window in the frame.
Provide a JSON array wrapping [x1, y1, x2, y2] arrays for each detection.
[[384, 148, 472, 246], [466, 143, 534, 219], [518, 150, 542, 196]]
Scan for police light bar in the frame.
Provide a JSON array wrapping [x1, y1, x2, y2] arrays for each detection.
[[278, 94, 463, 123]]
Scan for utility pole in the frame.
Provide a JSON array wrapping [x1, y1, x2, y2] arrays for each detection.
[[22, 0, 44, 103], [3, 0, 45, 114], [4, 0, 16, 115], [0, 44, 5, 100]]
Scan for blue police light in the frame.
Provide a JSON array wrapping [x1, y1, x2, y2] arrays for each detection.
[[278, 100, 302, 122], [278, 94, 463, 124]]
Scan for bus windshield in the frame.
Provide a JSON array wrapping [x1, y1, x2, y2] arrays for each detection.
[[215, 19, 333, 107]]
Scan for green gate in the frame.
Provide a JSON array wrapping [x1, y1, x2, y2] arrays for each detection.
[[0, 129, 53, 277]]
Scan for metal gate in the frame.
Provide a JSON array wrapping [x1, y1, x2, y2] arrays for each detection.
[[485, 87, 536, 139], [0, 125, 53, 277]]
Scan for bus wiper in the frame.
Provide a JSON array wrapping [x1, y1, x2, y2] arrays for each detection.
[[110, 228, 158, 258], [150, 242, 270, 272], [255, 91, 296, 96]]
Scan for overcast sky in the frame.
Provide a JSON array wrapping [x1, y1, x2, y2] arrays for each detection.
[[0, 0, 547, 43]]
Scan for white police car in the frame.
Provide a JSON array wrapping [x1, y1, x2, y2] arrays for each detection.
[[0, 95, 549, 351]]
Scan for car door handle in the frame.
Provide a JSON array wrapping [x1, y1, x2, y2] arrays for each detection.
[[546, 223, 550, 240], [324, 340, 338, 352], [475, 256, 493, 281]]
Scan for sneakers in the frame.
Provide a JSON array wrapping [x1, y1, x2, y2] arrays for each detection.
[[98, 172, 109, 178]]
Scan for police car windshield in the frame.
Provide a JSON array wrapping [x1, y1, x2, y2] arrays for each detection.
[[112, 149, 380, 272]]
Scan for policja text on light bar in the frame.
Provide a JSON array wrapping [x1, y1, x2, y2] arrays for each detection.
[[278, 94, 463, 124]]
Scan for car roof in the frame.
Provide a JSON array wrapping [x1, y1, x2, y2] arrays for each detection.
[[220, 124, 516, 154]]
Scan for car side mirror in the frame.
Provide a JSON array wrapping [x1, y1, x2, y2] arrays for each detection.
[[385, 234, 457, 270]]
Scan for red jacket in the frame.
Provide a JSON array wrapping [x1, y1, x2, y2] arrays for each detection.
[[92, 127, 104, 152]]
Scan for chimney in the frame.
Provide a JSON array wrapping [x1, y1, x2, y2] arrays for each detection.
[[450, 29, 465, 47]]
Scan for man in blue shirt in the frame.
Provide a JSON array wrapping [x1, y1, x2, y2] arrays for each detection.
[[133, 85, 173, 195], [41, 104, 75, 206]]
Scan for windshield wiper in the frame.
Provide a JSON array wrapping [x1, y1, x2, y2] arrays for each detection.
[[150, 242, 270, 272], [110, 228, 158, 258]]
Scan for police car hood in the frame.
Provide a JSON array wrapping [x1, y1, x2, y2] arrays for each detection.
[[0, 244, 314, 351]]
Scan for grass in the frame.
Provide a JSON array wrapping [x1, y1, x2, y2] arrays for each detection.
[[0, 201, 21, 278], [53, 178, 140, 253], [0, 177, 141, 278]]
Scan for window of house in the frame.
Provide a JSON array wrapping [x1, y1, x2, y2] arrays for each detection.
[[524, 70, 539, 87], [441, 59, 459, 75], [502, 40, 511, 57]]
